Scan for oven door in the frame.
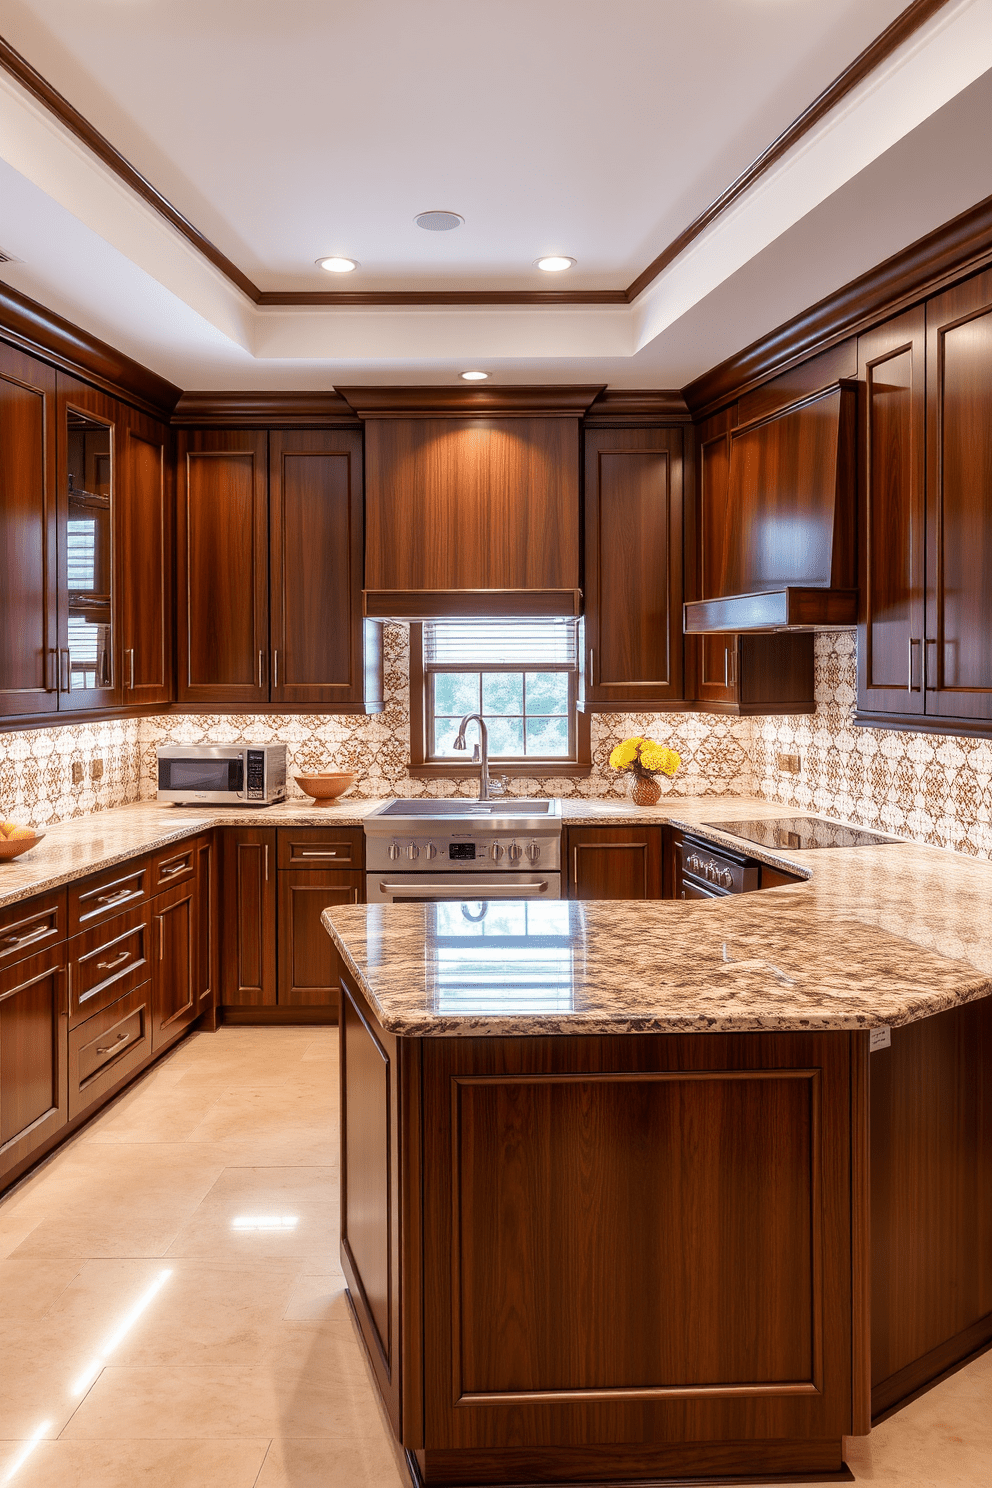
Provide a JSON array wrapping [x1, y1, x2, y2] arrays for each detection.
[[367, 872, 561, 904]]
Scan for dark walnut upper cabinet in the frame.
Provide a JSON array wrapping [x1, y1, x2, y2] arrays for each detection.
[[855, 267, 992, 732], [0, 342, 58, 720], [120, 415, 172, 707], [56, 377, 121, 712], [857, 308, 926, 720], [177, 429, 270, 705], [362, 413, 583, 619], [177, 427, 381, 710], [685, 371, 858, 634], [692, 412, 814, 716], [581, 426, 684, 710]]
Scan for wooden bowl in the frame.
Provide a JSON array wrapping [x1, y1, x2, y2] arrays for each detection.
[[0, 831, 46, 861], [293, 772, 357, 804]]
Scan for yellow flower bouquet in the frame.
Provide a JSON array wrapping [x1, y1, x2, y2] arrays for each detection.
[[608, 736, 681, 805]]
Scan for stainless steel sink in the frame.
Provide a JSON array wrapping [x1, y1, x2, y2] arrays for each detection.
[[376, 799, 557, 817]]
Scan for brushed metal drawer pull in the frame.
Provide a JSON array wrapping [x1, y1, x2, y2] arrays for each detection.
[[4, 924, 50, 949], [96, 950, 130, 972], [298, 850, 341, 858], [96, 1031, 131, 1055], [157, 915, 164, 960], [159, 860, 188, 878], [94, 888, 134, 908]]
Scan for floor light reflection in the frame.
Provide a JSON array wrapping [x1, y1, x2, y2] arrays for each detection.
[[71, 1268, 173, 1396], [2, 1421, 52, 1483], [230, 1215, 299, 1231]]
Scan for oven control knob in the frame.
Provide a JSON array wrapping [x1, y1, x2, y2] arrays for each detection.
[[424, 842, 437, 859], [388, 842, 400, 861], [508, 843, 522, 863], [705, 862, 715, 882], [407, 844, 419, 860], [526, 842, 541, 863], [722, 869, 734, 888], [492, 843, 505, 861]]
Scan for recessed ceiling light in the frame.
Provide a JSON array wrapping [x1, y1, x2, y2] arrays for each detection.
[[415, 210, 464, 232], [460, 371, 489, 381], [535, 255, 576, 273], [316, 256, 359, 273]]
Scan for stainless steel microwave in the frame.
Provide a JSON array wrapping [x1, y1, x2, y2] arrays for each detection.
[[156, 744, 287, 806]]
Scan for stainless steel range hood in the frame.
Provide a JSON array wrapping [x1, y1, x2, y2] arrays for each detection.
[[685, 380, 858, 634]]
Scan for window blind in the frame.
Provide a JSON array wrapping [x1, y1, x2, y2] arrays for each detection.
[[423, 619, 577, 667]]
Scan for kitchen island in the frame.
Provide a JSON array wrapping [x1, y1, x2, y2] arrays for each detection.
[[323, 818, 992, 1487]]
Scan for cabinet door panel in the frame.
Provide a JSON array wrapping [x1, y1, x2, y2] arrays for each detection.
[[583, 429, 684, 709], [566, 827, 663, 900], [195, 834, 218, 1015], [927, 270, 992, 720], [857, 310, 926, 717], [0, 945, 67, 1177], [220, 829, 277, 1006], [698, 431, 736, 705], [278, 870, 362, 1009], [0, 344, 58, 719], [121, 421, 171, 706], [56, 376, 121, 712], [270, 429, 365, 704], [177, 431, 269, 703], [151, 878, 196, 1051]]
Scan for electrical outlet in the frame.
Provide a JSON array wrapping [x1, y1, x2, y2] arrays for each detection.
[[90, 758, 104, 782], [777, 752, 802, 775], [71, 761, 84, 786]]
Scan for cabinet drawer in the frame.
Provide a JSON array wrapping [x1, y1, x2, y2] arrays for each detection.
[[70, 859, 151, 933], [277, 827, 364, 870], [0, 891, 67, 973], [69, 982, 151, 1120], [68, 903, 153, 1029], [151, 840, 199, 893]]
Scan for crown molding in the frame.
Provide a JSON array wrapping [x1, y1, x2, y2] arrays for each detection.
[[0, 1, 948, 310], [683, 189, 992, 418], [337, 385, 607, 418], [583, 388, 690, 424], [0, 279, 180, 419], [171, 390, 359, 427]]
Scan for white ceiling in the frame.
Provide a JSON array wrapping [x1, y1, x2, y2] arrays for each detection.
[[1, 0, 991, 388]]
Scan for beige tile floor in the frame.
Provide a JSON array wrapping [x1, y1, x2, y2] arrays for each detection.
[[0, 1026, 989, 1488]]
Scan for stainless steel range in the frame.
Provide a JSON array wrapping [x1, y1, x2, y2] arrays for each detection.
[[364, 800, 562, 903]]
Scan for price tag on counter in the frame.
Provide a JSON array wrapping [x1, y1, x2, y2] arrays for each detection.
[[869, 1026, 891, 1052]]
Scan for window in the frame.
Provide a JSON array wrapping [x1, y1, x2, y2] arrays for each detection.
[[411, 620, 590, 776]]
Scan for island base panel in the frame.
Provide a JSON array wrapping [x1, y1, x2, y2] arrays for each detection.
[[406, 1440, 848, 1485]]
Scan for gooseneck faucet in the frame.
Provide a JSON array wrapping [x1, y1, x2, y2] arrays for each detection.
[[453, 714, 508, 801]]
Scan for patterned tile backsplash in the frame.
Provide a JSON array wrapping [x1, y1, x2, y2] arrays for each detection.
[[3, 627, 991, 860]]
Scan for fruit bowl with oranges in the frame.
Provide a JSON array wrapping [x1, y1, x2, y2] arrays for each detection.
[[0, 820, 46, 861]]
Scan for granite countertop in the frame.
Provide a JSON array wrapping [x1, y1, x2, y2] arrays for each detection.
[[323, 797, 992, 1037]]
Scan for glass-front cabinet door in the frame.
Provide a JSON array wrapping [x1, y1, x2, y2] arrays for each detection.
[[57, 381, 120, 711]]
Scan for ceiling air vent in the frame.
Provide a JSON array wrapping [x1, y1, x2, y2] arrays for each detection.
[[414, 210, 464, 231], [0, 248, 23, 264]]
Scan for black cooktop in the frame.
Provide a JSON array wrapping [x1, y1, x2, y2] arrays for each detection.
[[701, 816, 902, 851]]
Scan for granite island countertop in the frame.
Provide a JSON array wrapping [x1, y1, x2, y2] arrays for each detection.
[[323, 797, 992, 1036]]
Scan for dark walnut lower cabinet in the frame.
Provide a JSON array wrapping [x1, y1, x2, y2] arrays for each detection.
[[566, 826, 666, 899], [339, 970, 992, 1487], [221, 826, 364, 1022], [0, 943, 68, 1182]]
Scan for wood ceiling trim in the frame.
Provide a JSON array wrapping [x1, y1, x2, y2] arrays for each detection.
[[0, 2, 949, 310], [171, 390, 359, 426], [337, 385, 606, 417], [0, 279, 180, 418], [625, 0, 951, 302], [683, 189, 992, 417]]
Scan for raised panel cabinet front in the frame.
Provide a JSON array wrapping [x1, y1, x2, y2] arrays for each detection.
[[151, 878, 197, 1051], [0, 944, 68, 1178], [583, 427, 684, 709], [926, 267, 992, 723], [0, 343, 58, 720], [121, 421, 172, 706], [177, 430, 269, 703], [277, 870, 361, 1009], [220, 829, 277, 1006], [566, 827, 664, 899]]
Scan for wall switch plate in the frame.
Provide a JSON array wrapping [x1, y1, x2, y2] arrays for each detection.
[[90, 758, 104, 781], [71, 761, 84, 786], [777, 753, 801, 774]]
